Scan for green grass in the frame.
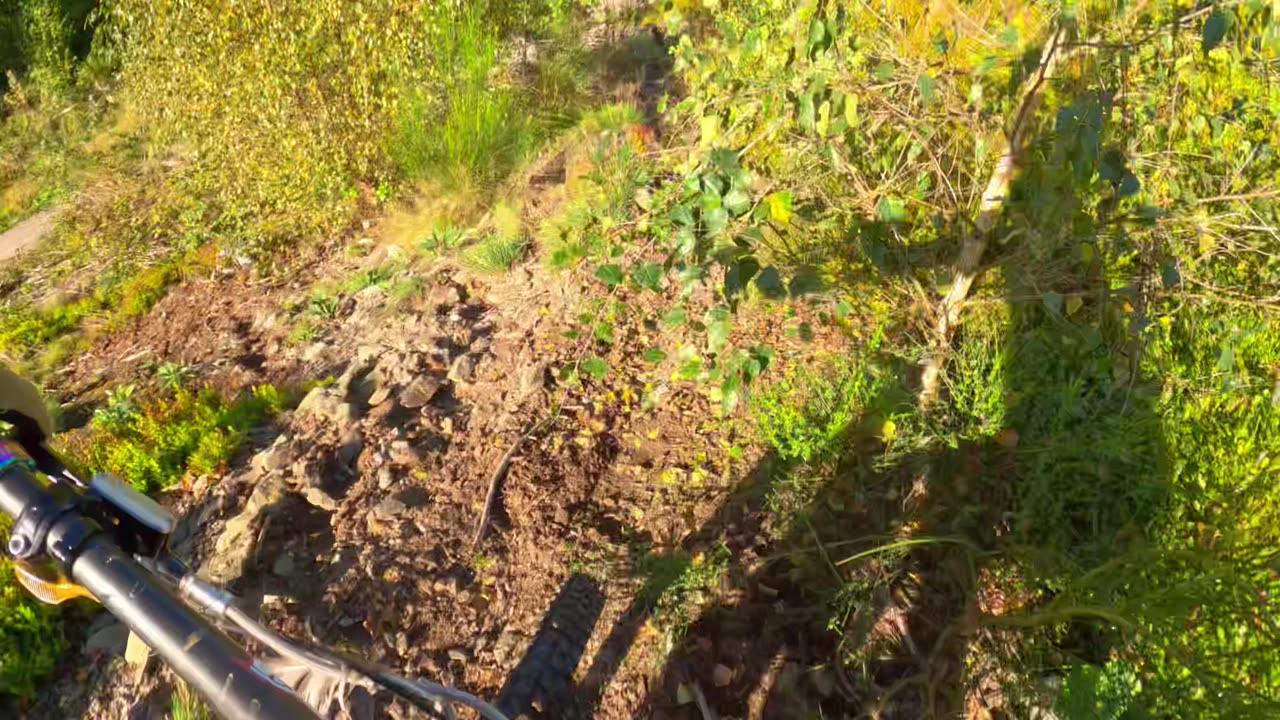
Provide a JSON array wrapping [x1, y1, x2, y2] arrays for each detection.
[[169, 680, 210, 720], [463, 232, 528, 273], [392, 6, 534, 192]]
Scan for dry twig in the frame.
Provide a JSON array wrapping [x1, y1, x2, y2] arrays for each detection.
[[471, 418, 552, 549]]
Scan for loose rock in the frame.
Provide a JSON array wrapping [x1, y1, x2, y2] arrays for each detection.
[[272, 554, 296, 577], [202, 475, 290, 583], [302, 486, 339, 512], [448, 353, 477, 384], [337, 429, 364, 466], [400, 375, 443, 409], [83, 622, 129, 656], [296, 387, 358, 428], [373, 495, 407, 518]]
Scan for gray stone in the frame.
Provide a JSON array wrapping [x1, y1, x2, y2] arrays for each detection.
[[399, 375, 443, 408], [388, 440, 421, 466], [448, 353, 477, 384], [516, 361, 548, 400], [83, 621, 129, 656], [337, 429, 364, 466], [302, 486, 339, 512], [251, 436, 292, 473], [373, 495, 407, 518], [296, 387, 358, 428], [272, 554, 296, 577], [377, 466, 395, 490], [428, 283, 463, 309], [367, 385, 393, 407], [202, 475, 289, 584]]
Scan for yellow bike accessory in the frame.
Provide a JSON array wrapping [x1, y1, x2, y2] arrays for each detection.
[[12, 559, 96, 604]]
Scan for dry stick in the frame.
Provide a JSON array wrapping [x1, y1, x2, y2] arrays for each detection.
[[471, 418, 553, 549], [917, 24, 1069, 409]]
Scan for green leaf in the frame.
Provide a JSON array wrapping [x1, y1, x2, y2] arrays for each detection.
[[798, 92, 816, 132], [662, 307, 688, 328], [724, 188, 752, 217], [594, 264, 624, 288], [765, 191, 793, 224], [789, 268, 823, 298], [1202, 11, 1231, 53], [581, 356, 609, 380], [877, 195, 906, 223], [631, 262, 664, 292], [807, 16, 827, 55], [1118, 173, 1141, 198], [594, 322, 614, 344], [918, 74, 938, 106], [643, 347, 668, 364], [704, 207, 730, 235], [710, 149, 740, 174], [834, 300, 854, 320], [874, 61, 894, 82], [724, 257, 761, 299], [755, 266, 786, 299], [720, 374, 743, 413], [705, 307, 733, 354], [670, 205, 695, 227], [1216, 346, 1235, 373], [677, 358, 703, 381], [1042, 291, 1064, 316]]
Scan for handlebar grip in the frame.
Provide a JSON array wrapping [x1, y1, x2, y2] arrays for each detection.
[[0, 460, 319, 720]]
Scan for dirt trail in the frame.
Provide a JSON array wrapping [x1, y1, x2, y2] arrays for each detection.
[[0, 209, 56, 262]]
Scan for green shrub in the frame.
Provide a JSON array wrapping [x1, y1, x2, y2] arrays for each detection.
[[392, 5, 525, 191], [0, 542, 63, 697], [78, 384, 286, 492]]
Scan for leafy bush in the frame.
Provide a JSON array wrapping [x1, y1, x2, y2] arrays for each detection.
[[0, 540, 62, 697], [102, 0, 573, 255], [76, 384, 287, 492]]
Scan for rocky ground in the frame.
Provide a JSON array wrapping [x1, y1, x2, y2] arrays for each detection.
[[9, 219, 858, 718]]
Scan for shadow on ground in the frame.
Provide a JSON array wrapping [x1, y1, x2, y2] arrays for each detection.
[[562, 79, 1172, 719]]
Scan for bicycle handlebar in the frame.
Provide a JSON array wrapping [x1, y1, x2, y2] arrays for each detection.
[[0, 455, 319, 720]]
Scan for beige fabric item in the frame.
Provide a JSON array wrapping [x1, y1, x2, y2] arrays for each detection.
[[0, 366, 53, 438]]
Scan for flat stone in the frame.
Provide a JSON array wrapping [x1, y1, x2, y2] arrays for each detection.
[[302, 486, 339, 512], [83, 621, 129, 656], [251, 436, 291, 473], [373, 495, 407, 518], [399, 375, 443, 408], [367, 385, 393, 407], [448, 353, 477, 384], [202, 475, 289, 584], [296, 387, 359, 428]]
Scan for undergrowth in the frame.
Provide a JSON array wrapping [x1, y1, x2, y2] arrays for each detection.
[[65, 382, 288, 493]]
